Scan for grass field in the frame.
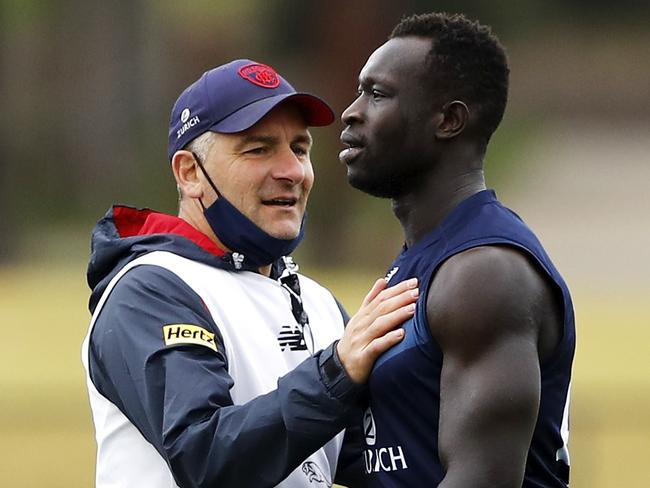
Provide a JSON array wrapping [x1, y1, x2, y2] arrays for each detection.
[[1, 261, 648, 487]]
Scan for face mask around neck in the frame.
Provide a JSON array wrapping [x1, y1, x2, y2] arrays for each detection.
[[192, 151, 305, 268]]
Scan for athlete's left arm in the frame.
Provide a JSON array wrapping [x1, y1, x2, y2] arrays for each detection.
[[428, 246, 561, 488]]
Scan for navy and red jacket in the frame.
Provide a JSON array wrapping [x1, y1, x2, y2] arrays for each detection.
[[84, 206, 366, 488]]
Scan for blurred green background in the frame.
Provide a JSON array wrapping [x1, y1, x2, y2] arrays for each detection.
[[1, 0, 649, 486]]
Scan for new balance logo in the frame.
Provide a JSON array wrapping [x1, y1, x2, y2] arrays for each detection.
[[277, 324, 307, 351]]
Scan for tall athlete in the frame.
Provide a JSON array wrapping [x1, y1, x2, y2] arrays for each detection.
[[81, 59, 418, 488], [339, 13, 575, 487]]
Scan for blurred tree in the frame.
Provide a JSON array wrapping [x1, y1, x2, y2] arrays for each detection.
[[2, 0, 149, 224], [0, 2, 7, 261], [264, 0, 410, 266], [57, 0, 169, 217], [1, 0, 648, 266]]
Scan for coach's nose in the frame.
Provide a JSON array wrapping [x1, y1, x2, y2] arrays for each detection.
[[271, 146, 307, 184]]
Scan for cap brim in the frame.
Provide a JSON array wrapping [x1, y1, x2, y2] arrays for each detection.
[[209, 92, 335, 133]]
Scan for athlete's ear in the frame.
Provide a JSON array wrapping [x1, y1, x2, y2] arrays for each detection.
[[172, 150, 203, 199], [434, 100, 468, 140]]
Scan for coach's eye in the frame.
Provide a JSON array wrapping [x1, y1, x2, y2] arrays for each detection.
[[292, 145, 309, 157], [246, 146, 268, 155]]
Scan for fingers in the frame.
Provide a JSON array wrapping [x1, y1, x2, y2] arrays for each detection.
[[337, 276, 420, 384], [372, 284, 419, 319], [361, 278, 388, 306], [350, 278, 418, 335], [336, 321, 408, 385], [370, 277, 418, 306], [360, 276, 417, 308], [359, 277, 418, 328], [359, 277, 417, 315], [365, 301, 417, 338], [364, 328, 405, 358]]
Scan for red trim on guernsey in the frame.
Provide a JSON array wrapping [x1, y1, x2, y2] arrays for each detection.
[[113, 206, 225, 257]]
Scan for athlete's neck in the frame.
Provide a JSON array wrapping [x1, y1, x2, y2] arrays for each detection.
[[392, 167, 486, 248]]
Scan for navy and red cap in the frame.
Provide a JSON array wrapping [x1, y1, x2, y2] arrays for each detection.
[[168, 59, 335, 160]]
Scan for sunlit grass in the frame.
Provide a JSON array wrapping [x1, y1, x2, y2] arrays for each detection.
[[1, 263, 648, 487]]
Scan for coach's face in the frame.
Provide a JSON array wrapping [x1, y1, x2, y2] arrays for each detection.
[[202, 104, 314, 239], [340, 37, 437, 198]]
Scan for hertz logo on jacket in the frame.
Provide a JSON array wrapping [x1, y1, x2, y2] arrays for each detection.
[[163, 324, 217, 352]]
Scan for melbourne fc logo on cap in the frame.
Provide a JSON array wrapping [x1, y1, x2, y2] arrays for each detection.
[[238, 63, 280, 88]]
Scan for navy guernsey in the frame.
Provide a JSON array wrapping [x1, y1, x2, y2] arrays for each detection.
[[362, 190, 575, 487]]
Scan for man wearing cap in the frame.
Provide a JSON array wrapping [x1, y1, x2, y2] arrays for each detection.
[[81, 59, 417, 488]]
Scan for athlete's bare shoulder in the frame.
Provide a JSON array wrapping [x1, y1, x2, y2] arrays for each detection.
[[426, 245, 562, 361]]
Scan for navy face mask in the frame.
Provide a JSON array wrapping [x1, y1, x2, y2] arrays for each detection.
[[192, 152, 305, 268]]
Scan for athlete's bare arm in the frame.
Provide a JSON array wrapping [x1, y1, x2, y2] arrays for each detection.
[[427, 246, 562, 488]]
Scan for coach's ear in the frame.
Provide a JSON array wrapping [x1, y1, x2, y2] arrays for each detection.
[[172, 150, 203, 200], [434, 100, 468, 140]]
